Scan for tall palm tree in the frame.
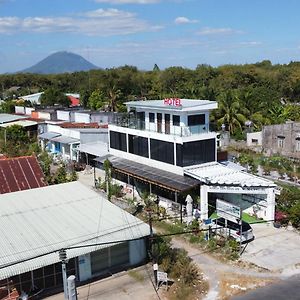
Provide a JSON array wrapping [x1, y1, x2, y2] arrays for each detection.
[[217, 91, 247, 134], [107, 85, 121, 112]]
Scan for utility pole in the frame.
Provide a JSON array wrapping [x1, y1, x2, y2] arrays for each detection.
[[59, 249, 68, 300]]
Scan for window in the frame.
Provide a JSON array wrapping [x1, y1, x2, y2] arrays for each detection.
[[176, 139, 216, 167], [173, 115, 180, 126], [277, 136, 285, 148], [296, 137, 300, 151], [150, 139, 174, 165], [188, 114, 205, 126], [110, 131, 127, 152], [149, 113, 155, 123], [128, 135, 149, 158], [251, 139, 258, 145]]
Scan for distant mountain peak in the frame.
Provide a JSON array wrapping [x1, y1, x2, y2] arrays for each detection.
[[20, 51, 98, 74]]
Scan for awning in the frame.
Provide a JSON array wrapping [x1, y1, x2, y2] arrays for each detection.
[[51, 135, 79, 144], [79, 142, 109, 157], [38, 132, 61, 140], [184, 162, 276, 188], [94, 156, 199, 193]]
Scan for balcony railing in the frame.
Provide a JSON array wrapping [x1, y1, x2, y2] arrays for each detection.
[[113, 117, 213, 137]]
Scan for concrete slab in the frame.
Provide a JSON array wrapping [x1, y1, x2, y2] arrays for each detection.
[[45, 267, 159, 300], [241, 223, 300, 272]]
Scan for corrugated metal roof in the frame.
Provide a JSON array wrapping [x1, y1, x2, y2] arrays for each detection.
[[0, 120, 37, 128], [184, 162, 276, 187], [50, 135, 79, 144], [38, 132, 61, 139], [0, 114, 27, 124], [0, 156, 46, 194], [0, 181, 150, 280]]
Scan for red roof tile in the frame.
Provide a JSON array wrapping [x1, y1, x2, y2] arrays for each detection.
[[0, 155, 47, 194]]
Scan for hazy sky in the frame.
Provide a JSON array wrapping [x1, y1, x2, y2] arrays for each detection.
[[0, 0, 300, 73]]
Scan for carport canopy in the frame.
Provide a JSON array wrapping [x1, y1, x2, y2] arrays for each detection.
[[94, 156, 199, 193]]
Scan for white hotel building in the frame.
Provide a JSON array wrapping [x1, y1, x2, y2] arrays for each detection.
[[100, 98, 277, 221]]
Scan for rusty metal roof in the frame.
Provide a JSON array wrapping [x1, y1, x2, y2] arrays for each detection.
[[0, 155, 46, 194]]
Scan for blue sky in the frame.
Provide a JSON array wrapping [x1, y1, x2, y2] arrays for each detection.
[[0, 0, 300, 73]]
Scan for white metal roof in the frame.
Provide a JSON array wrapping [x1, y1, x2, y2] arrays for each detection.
[[0, 120, 37, 128], [79, 142, 109, 157], [51, 135, 79, 144], [0, 114, 27, 124], [125, 99, 218, 111], [184, 162, 276, 188], [0, 181, 150, 280]]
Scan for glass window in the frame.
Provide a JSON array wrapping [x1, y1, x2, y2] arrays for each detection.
[[110, 131, 127, 152], [176, 139, 216, 167], [188, 114, 205, 126], [150, 138, 174, 165], [128, 135, 149, 158], [149, 113, 155, 123], [277, 136, 285, 148], [173, 115, 180, 126], [296, 138, 300, 151]]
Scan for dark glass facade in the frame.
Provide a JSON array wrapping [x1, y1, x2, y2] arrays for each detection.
[[128, 134, 149, 158], [150, 138, 174, 164], [176, 138, 215, 167], [110, 131, 127, 152], [173, 115, 180, 126], [188, 114, 205, 126]]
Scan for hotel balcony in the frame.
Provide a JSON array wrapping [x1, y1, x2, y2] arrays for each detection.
[[113, 116, 214, 137]]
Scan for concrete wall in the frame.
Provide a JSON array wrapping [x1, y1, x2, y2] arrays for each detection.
[[262, 122, 300, 158], [247, 131, 262, 147]]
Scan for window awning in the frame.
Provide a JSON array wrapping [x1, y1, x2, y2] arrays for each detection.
[[94, 156, 199, 193], [38, 132, 61, 140], [51, 135, 79, 144]]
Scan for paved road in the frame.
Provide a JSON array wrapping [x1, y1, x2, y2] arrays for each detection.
[[241, 223, 300, 272], [232, 275, 300, 300]]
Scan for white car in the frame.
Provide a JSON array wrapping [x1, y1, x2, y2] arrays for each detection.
[[211, 217, 254, 243]]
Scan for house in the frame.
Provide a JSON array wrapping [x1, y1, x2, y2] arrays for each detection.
[[0, 155, 46, 194], [0, 181, 149, 296], [18, 92, 43, 105], [38, 122, 108, 161], [0, 120, 38, 138], [262, 121, 300, 159], [97, 98, 277, 221]]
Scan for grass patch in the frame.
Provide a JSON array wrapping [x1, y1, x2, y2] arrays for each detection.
[[209, 212, 258, 223]]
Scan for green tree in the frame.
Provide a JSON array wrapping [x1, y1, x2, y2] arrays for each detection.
[[40, 88, 70, 107], [216, 91, 247, 134], [88, 89, 106, 110]]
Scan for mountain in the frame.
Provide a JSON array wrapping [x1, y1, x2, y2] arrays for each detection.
[[20, 51, 99, 74]]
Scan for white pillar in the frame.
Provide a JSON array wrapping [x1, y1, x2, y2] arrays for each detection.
[[200, 185, 209, 220], [266, 188, 275, 221]]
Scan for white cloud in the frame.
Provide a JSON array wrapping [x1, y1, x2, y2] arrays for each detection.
[[0, 9, 160, 36], [239, 41, 262, 46], [197, 27, 242, 35], [174, 16, 198, 25], [93, 0, 160, 4]]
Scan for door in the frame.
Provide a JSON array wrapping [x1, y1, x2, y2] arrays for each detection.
[[157, 113, 162, 133], [165, 114, 170, 134]]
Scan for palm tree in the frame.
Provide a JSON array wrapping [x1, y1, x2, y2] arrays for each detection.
[[107, 85, 121, 112], [216, 91, 247, 134]]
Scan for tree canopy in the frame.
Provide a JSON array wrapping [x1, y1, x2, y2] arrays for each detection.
[[2, 61, 300, 134]]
